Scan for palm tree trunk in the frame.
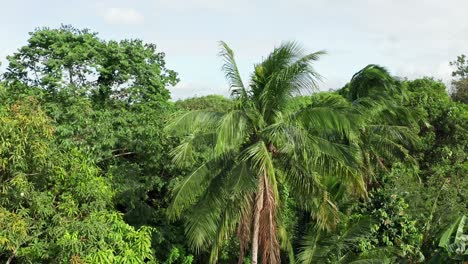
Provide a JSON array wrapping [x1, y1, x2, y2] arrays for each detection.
[[251, 172, 265, 264]]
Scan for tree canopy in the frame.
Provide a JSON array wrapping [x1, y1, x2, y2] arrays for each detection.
[[0, 26, 466, 264]]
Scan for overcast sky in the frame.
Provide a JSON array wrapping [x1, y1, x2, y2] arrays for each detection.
[[1, 0, 466, 99]]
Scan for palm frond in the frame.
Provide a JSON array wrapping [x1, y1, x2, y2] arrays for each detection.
[[259, 50, 325, 121], [258, 171, 281, 264], [169, 131, 218, 166], [219, 41, 247, 98], [182, 159, 242, 250], [168, 159, 222, 220], [165, 110, 223, 135], [291, 93, 360, 139], [346, 64, 400, 101], [263, 119, 364, 199], [277, 223, 296, 264], [184, 201, 222, 251], [237, 194, 254, 264], [239, 141, 271, 175], [215, 110, 251, 156], [297, 217, 381, 264], [170, 138, 195, 165], [210, 196, 252, 264]]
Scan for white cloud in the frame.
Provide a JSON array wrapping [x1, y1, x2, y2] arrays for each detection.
[[102, 7, 144, 25], [156, 0, 251, 12]]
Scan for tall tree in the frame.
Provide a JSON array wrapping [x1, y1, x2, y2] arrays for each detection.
[[166, 42, 365, 263], [450, 54, 468, 103], [340, 64, 418, 185], [3, 25, 178, 104], [0, 96, 155, 263], [295, 65, 423, 263], [1, 26, 193, 263]]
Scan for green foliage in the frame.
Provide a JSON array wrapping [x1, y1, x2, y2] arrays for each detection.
[[4, 25, 178, 103], [339, 64, 401, 101], [0, 25, 193, 263], [0, 25, 466, 264], [335, 64, 420, 190], [450, 54, 468, 103], [377, 78, 468, 262], [296, 64, 422, 264], [175, 95, 234, 112], [298, 216, 396, 264], [0, 98, 155, 263], [355, 189, 423, 261], [436, 215, 468, 262]]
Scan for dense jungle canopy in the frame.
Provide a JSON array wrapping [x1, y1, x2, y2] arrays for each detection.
[[0, 26, 467, 264]]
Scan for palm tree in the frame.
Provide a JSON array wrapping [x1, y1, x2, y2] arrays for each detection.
[[341, 64, 402, 101], [296, 66, 420, 264], [166, 42, 366, 264], [341, 65, 418, 185]]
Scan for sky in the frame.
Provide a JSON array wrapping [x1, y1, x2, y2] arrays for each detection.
[[0, 0, 466, 100]]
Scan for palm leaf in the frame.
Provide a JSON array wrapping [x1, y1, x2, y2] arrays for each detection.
[[219, 41, 248, 98]]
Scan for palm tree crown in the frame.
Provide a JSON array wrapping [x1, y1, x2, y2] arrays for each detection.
[[341, 64, 418, 184]]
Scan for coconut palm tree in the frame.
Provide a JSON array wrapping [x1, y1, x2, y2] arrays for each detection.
[[166, 42, 366, 264], [294, 65, 421, 264], [340, 65, 419, 185], [341, 64, 402, 101]]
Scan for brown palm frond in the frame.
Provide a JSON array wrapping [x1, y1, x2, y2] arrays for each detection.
[[259, 171, 280, 264], [252, 172, 265, 264], [238, 194, 254, 264]]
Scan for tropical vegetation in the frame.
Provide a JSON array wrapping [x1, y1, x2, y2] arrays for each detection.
[[0, 26, 466, 263]]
